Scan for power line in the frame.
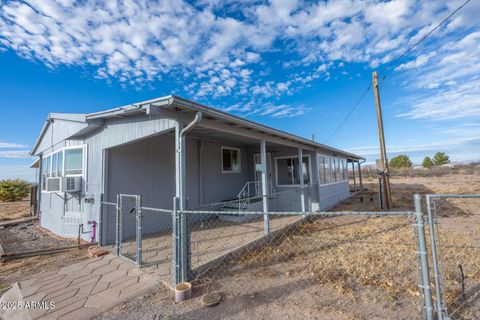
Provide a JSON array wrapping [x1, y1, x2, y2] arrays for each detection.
[[324, 83, 371, 143], [323, 0, 471, 143], [381, 0, 471, 79]]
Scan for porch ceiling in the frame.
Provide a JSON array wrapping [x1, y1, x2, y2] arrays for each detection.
[[189, 127, 259, 146]]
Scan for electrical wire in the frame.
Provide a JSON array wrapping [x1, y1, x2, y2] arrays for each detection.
[[323, 0, 471, 143]]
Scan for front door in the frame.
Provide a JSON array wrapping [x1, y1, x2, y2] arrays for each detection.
[[254, 153, 272, 195]]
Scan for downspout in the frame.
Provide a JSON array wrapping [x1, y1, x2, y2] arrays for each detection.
[[175, 112, 202, 283], [178, 112, 203, 209]]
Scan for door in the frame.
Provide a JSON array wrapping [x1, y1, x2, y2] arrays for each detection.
[[254, 153, 272, 195]]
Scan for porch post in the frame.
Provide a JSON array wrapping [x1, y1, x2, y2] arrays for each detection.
[[298, 148, 306, 212], [357, 161, 363, 192], [260, 139, 269, 235], [352, 161, 357, 192]]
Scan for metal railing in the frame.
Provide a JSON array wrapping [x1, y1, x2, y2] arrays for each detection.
[[237, 180, 275, 199]]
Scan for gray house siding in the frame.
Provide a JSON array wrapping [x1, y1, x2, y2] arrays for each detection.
[[34, 103, 360, 244], [35, 119, 88, 155], [201, 141, 250, 204]]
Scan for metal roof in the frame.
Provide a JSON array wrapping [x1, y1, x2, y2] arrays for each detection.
[[32, 95, 364, 160]]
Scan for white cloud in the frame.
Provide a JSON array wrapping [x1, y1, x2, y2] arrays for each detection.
[[396, 31, 480, 120], [0, 166, 36, 181], [0, 150, 33, 158], [0, 0, 479, 120], [0, 141, 27, 148]]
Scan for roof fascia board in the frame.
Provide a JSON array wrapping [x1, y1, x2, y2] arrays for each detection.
[[170, 96, 363, 160], [200, 119, 315, 151]]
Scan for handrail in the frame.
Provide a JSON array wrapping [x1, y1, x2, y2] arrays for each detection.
[[237, 180, 275, 199], [237, 181, 260, 199]]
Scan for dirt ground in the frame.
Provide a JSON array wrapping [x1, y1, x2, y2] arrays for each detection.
[[0, 197, 31, 222], [99, 174, 480, 320], [0, 221, 88, 295], [0, 221, 78, 253]]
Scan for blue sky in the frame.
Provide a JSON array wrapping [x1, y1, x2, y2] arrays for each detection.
[[0, 0, 479, 181]]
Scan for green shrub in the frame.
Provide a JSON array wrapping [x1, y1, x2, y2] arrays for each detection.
[[389, 155, 413, 169], [0, 179, 30, 202], [422, 156, 434, 169], [433, 152, 450, 166]]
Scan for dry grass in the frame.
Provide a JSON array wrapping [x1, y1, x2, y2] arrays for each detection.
[[232, 216, 420, 301]]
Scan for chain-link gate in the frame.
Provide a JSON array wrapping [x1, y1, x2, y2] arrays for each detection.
[[114, 194, 142, 267], [426, 194, 480, 320]]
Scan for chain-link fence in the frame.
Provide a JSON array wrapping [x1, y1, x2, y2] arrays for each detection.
[[184, 210, 425, 319], [426, 194, 480, 320], [99, 189, 437, 318]]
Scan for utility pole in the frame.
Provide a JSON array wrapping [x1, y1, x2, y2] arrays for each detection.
[[372, 71, 392, 209]]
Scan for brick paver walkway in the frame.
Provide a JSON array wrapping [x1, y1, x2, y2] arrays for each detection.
[[0, 255, 159, 320]]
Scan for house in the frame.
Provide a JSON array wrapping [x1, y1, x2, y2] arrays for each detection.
[[30, 95, 364, 244]]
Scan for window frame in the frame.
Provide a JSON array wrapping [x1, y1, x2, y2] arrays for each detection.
[[221, 146, 242, 174], [41, 145, 87, 192], [274, 154, 311, 187], [317, 153, 348, 185]]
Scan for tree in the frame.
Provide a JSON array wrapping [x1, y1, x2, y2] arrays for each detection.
[[433, 152, 450, 166], [422, 156, 434, 169], [389, 155, 413, 169]]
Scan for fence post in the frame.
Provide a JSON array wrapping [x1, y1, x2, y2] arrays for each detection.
[[426, 195, 444, 319], [98, 193, 103, 246], [136, 195, 143, 268], [172, 196, 181, 285], [115, 194, 120, 256], [414, 194, 434, 320], [180, 204, 190, 282]]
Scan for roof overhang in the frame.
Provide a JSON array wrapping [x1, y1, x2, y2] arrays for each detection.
[[29, 158, 40, 168], [84, 95, 364, 160]]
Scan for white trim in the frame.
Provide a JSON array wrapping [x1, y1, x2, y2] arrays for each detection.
[[274, 154, 312, 187], [221, 146, 241, 173], [316, 153, 348, 185], [41, 145, 87, 193]]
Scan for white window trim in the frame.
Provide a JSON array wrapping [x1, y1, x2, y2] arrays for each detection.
[[316, 153, 348, 185], [274, 154, 311, 187], [221, 146, 242, 173], [41, 145, 87, 193]]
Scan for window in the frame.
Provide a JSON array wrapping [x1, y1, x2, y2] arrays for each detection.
[[222, 147, 241, 173], [318, 155, 348, 184], [324, 157, 333, 183], [64, 148, 83, 175], [276, 156, 310, 186], [318, 155, 326, 184], [41, 156, 50, 190], [41, 146, 85, 191]]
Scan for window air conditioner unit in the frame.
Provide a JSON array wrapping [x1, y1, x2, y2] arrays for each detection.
[[45, 176, 82, 193], [46, 177, 62, 192], [62, 176, 82, 193]]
